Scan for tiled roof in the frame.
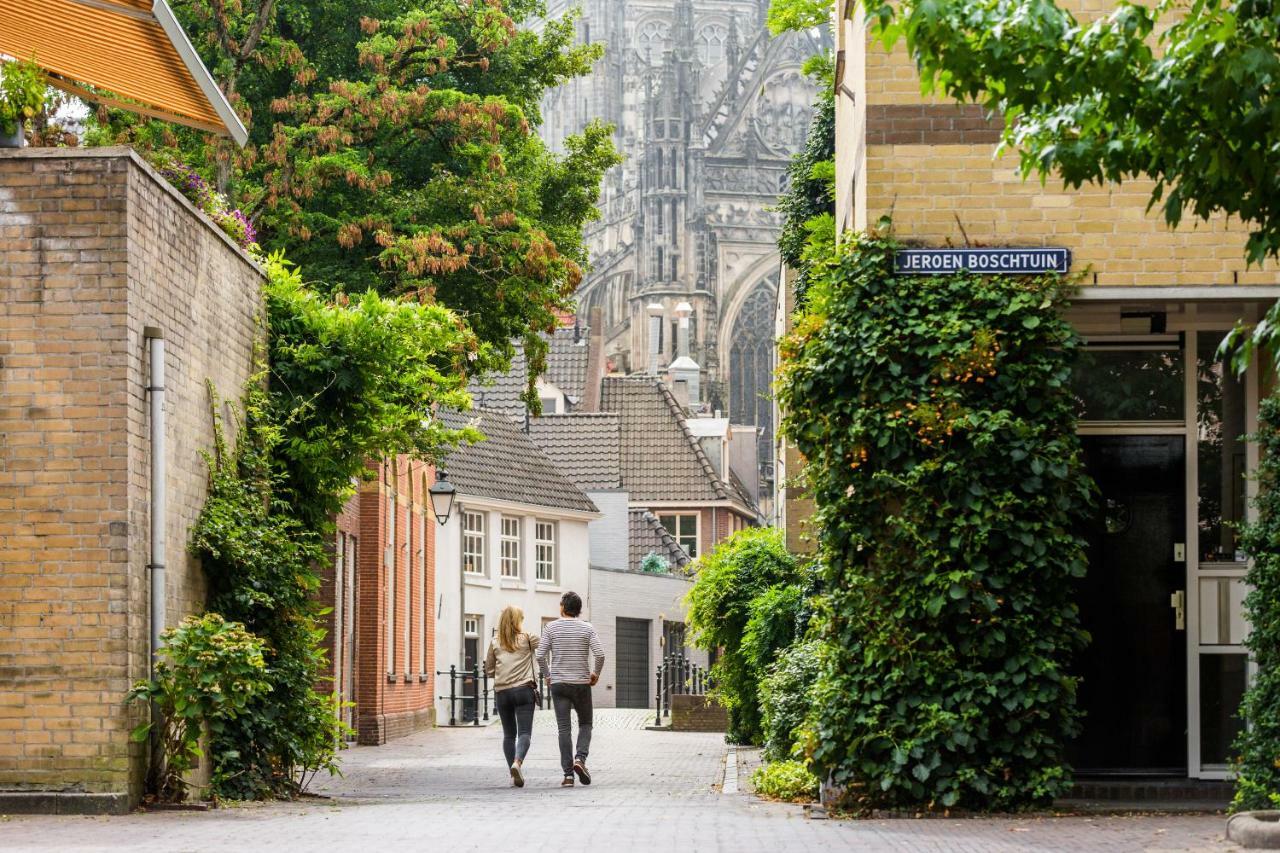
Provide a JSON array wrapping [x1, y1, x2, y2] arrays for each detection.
[[466, 327, 588, 417], [527, 414, 622, 491], [600, 376, 733, 504], [546, 327, 590, 404], [437, 409, 598, 514], [629, 509, 691, 570]]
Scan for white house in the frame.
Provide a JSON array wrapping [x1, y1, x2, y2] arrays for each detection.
[[433, 409, 600, 724]]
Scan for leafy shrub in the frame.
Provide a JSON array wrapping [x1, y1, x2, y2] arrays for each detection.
[[742, 583, 805, 679], [0, 59, 46, 136], [126, 614, 268, 802], [685, 528, 800, 744], [761, 640, 823, 762], [751, 759, 819, 802], [777, 226, 1092, 811], [1233, 395, 1280, 812]]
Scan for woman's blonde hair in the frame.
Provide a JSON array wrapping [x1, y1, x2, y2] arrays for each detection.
[[497, 605, 525, 653]]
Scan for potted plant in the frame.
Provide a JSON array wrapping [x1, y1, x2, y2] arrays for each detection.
[[0, 59, 47, 148]]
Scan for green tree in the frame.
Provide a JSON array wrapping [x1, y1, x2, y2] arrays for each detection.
[[90, 1, 619, 405], [854, 0, 1280, 359], [685, 528, 800, 744]]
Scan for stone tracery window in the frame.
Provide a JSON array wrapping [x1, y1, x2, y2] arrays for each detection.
[[729, 276, 778, 479], [637, 19, 670, 61], [696, 24, 728, 66]]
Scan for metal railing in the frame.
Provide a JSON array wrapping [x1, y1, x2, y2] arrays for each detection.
[[654, 654, 712, 727], [436, 664, 492, 727]]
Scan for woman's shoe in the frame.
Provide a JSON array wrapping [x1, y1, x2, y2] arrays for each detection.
[[510, 762, 525, 788], [573, 760, 591, 785]]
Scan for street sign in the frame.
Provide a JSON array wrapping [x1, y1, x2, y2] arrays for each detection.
[[894, 248, 1071, 275]]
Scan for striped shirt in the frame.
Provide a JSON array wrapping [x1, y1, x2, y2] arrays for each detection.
[[537, 618, 605, 685]]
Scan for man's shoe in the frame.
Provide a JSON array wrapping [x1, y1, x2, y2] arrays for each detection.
[[510, 763, 524, 788], [561, 775, 575, 787], [573, 760, 591, 786]]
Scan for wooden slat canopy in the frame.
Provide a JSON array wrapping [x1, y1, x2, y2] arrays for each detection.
[[0, 0, 247, 144]]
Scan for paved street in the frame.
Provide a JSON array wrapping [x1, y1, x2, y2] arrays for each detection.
[[0, 710, 1239, 852]]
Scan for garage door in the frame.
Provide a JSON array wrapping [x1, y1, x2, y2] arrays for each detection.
[[615, 618, 651, 709]]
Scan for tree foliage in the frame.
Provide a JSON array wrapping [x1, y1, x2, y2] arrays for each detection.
[[90, 1, 619, 406], [777, 225, 1093, 811], [191, 255, 475, 799], [1232, 395, 1280, 812], [685, 528, 801, 744], [776, 92, 834, 307]]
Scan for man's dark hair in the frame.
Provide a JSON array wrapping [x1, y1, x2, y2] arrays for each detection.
[[560, 591, 583, 617]]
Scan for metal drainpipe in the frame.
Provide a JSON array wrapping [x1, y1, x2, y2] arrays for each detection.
[[144, 327, 166, 676]]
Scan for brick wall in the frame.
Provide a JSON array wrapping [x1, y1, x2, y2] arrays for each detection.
[[350, 456, 437, 745], [0, 148, 262, 811], [669, 694, 727, 733], [837, 0, 1275, 283]]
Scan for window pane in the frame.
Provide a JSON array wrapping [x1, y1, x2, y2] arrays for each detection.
[[1073, 346, 1184, 421], [1197, 331, 1248, 562], [1200, 654, 1247, 765]]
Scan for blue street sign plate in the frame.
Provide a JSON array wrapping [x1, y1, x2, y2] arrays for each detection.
[[894, 248, 1071, 275]]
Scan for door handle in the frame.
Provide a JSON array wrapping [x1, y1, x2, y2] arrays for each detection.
[[1170, 590, 1186, 631]]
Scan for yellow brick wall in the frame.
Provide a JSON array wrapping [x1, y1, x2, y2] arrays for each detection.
[[0, 149, 263, 809]]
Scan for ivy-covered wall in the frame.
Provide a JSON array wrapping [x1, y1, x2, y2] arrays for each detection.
[[777, 227, 1094, 811]]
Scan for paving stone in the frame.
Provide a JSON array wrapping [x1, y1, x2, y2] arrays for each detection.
[[0, 710, 1240, 852]]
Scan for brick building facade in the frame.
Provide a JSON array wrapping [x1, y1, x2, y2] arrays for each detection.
[[832, 0, 1278, 779], [321, 456, 438, 745], [0, 148, 263, 813]]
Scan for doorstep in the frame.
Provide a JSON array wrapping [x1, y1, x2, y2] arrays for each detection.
[[1056, 776, 1232, 813]]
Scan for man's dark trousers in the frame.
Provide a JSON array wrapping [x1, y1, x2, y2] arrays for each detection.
[[550, 682, 593, 775]]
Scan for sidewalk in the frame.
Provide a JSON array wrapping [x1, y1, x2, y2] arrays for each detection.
[[0, 709, 1239, 852]]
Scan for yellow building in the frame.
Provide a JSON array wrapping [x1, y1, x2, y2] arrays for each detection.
[[831, 0, 1277, 780]]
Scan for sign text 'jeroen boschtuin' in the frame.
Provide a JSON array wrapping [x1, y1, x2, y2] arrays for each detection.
[[894, 248, 1071, 276]]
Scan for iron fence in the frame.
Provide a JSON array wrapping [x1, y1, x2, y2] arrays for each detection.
[[436, 664, 492, 727], [654, 654, 712, 726]]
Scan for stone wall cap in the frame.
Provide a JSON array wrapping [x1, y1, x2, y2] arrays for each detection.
[[0, 146, 265, 277]]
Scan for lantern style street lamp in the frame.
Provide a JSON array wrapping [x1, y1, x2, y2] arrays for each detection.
[[429, 470, 457, 525]]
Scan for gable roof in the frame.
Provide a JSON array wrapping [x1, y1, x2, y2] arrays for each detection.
[[527, 414, 622, 491], [437, 408, 598, 514], [629, 508, 691, 571], [600, 376, 737, 505], [467, 326, 588, 417]]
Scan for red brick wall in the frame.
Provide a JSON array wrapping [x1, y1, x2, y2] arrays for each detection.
[[345, 456, 437, 744]]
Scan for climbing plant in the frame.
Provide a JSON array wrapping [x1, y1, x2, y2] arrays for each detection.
[[1231, 394, 1280, 812], [777, 224, 1093, 811]]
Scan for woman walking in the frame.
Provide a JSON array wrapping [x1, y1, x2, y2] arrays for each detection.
[[485, 605, 540, 787]]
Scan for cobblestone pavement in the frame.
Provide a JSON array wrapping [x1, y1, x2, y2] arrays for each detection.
[[0, 709, 1238, 852]]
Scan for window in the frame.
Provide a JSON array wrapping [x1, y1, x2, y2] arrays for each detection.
[[539, 395, 560, 414], [463, 510, 486, 575], [535, 521, 557, 582], [500, 516, 522, 579], [659, 513, 698, 558]]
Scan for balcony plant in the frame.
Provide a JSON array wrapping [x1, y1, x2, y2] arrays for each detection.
[[0, 59, 46, 147]]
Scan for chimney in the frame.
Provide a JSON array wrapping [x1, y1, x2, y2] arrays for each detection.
[[667, 301, 700, 406], [646, 302, 665, 375], [582, 305, 605, 412]]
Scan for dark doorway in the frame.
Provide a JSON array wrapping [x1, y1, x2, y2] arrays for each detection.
[[1074, 435, 1187, 773], [616, 618, 651, 708]]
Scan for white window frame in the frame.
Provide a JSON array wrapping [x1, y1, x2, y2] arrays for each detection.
[[500, 516, 522, 579], [462, 510, 486, 576], [659, 512, 699, 558], [535, 520, 557, 583]]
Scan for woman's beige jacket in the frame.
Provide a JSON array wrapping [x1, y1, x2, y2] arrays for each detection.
[[484, 632, 540, 691]]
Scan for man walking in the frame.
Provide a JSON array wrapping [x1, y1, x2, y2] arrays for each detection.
[[537, 591, 605, 787]]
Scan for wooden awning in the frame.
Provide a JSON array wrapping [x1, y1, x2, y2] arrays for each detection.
[[0, 0, 247, 145]]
